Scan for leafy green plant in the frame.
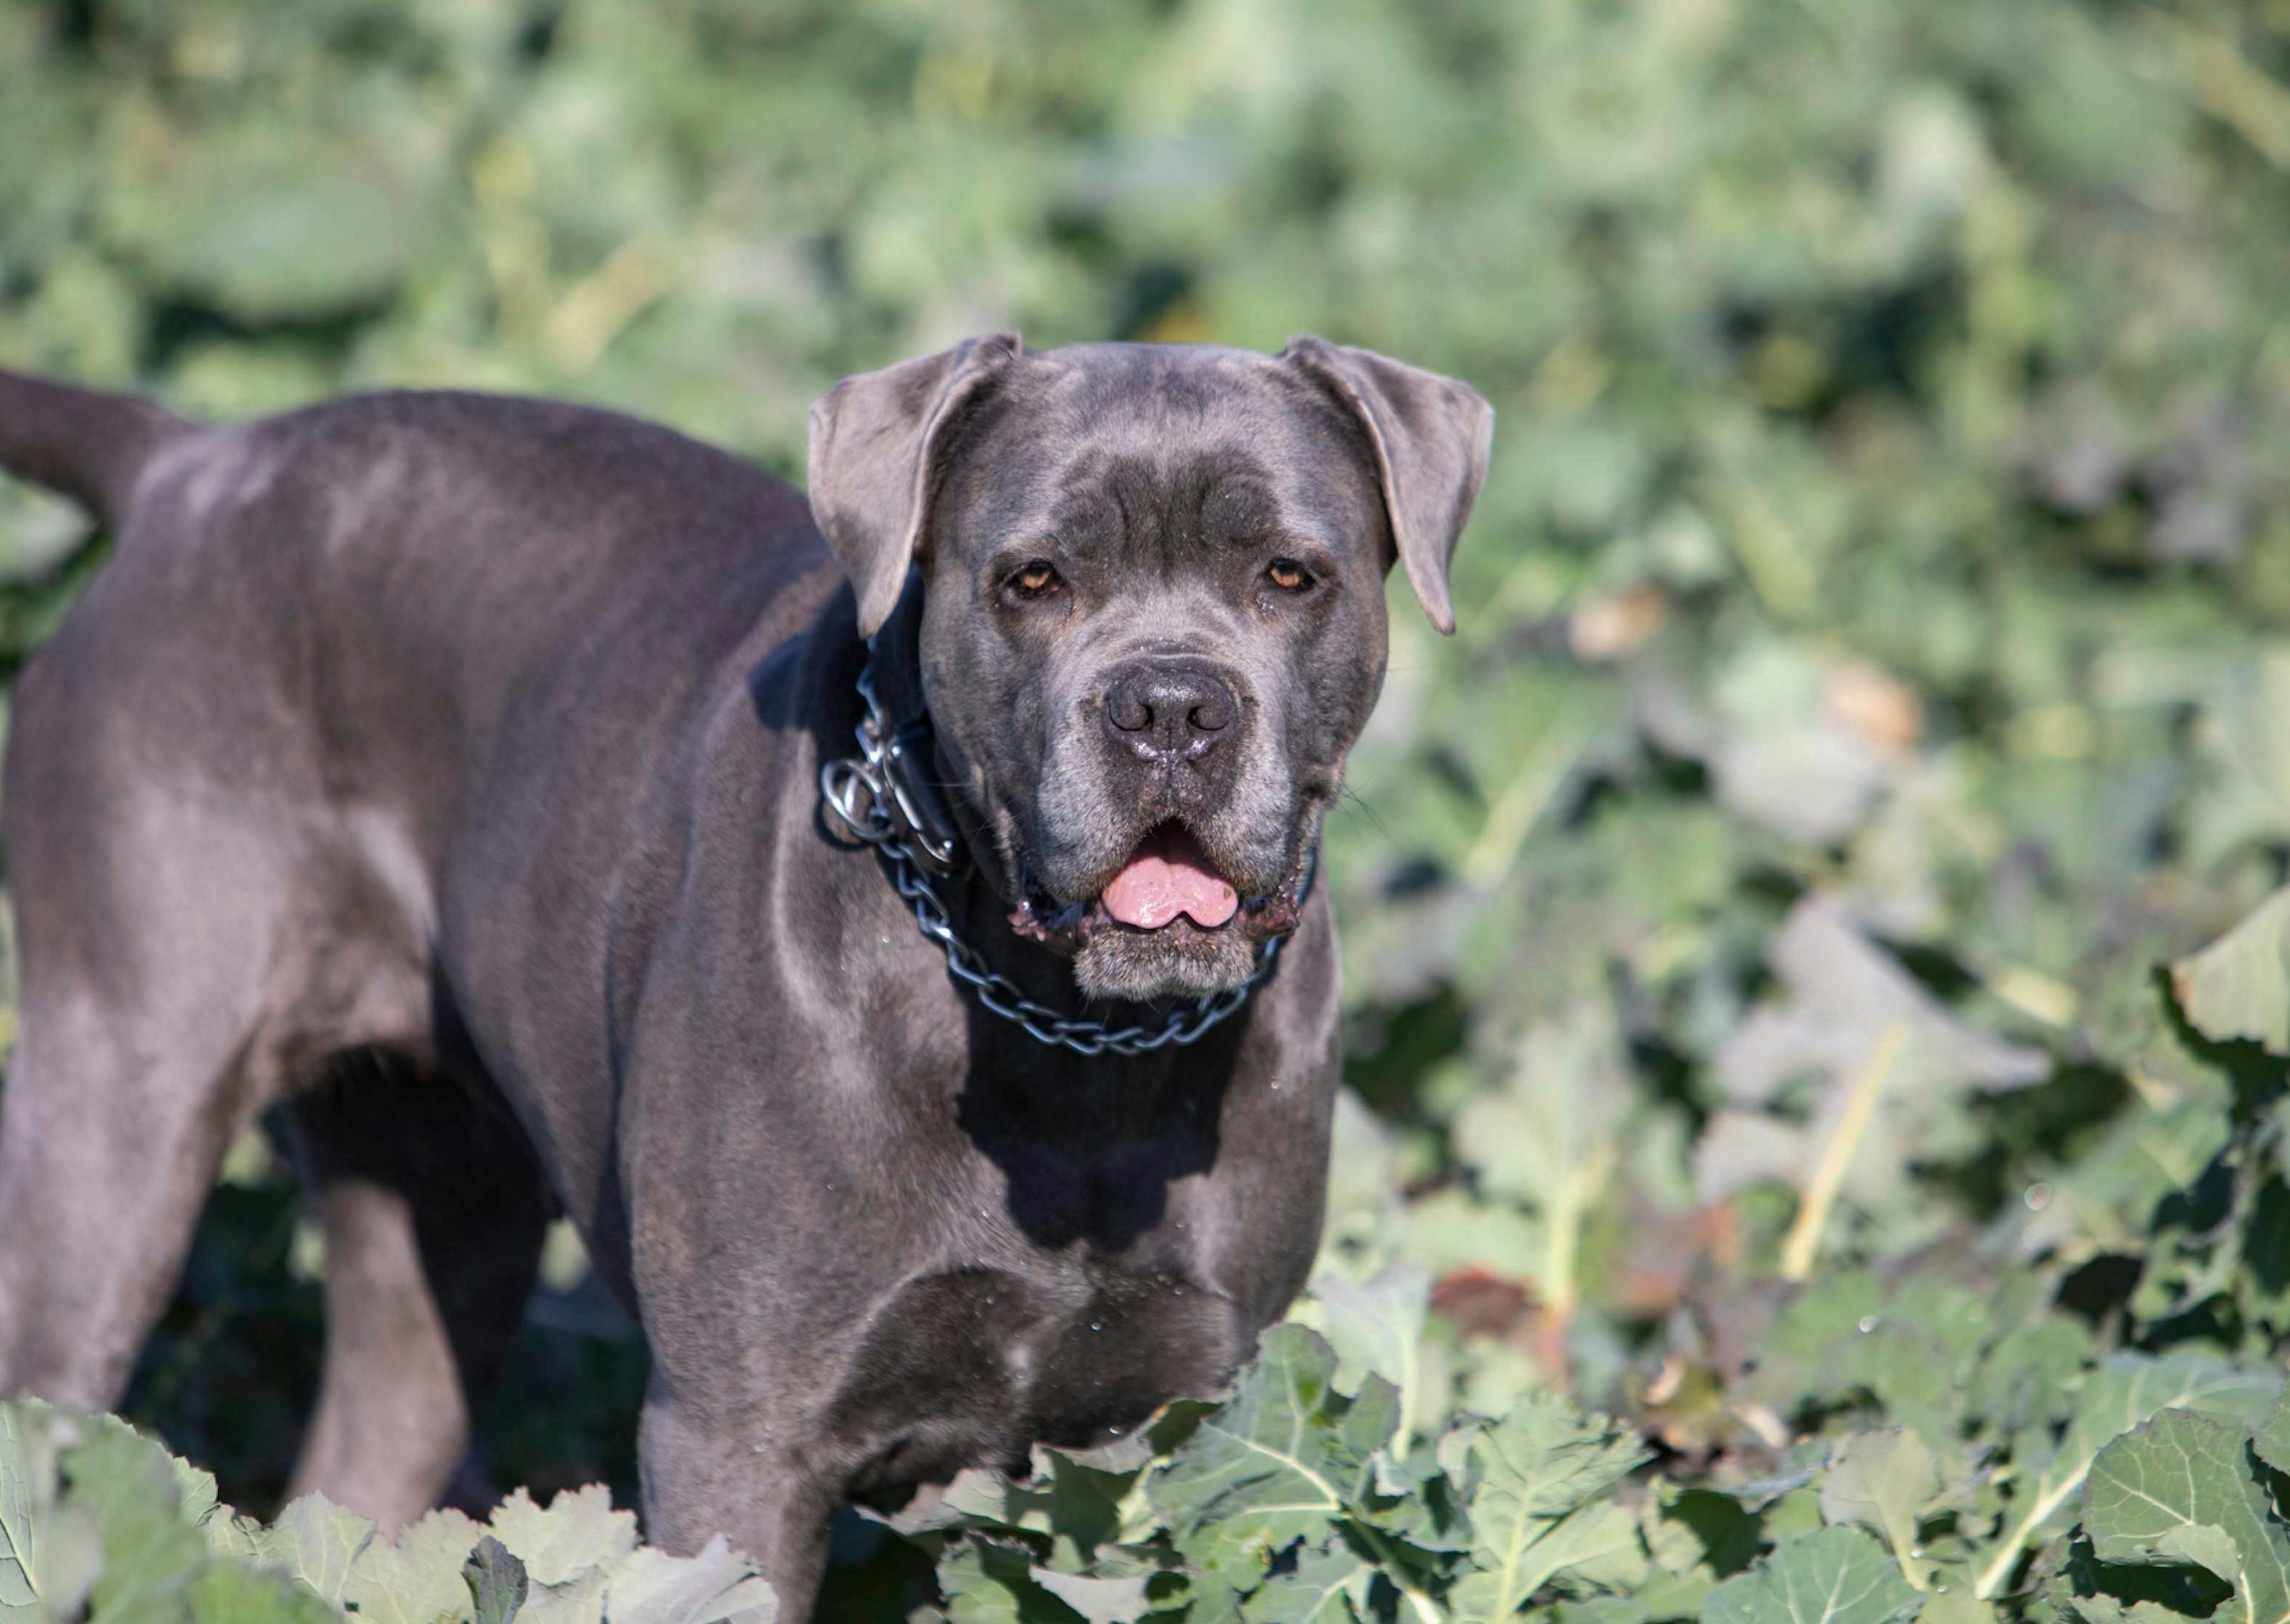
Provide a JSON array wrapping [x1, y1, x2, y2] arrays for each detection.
[[0, 1400, 776, 1623]]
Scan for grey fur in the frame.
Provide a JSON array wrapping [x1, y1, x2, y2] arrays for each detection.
[[0, 339, 1490, 1619]]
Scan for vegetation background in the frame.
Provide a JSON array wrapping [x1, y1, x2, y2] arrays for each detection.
[[6, 0, 2290, 1619]]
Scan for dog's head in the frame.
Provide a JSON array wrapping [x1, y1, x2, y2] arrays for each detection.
[[807, 337, 1492, 1002]]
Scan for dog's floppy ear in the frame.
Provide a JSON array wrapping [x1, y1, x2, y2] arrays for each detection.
[[807, 333, 1022, 638], [1282, 336, 1494, 636]]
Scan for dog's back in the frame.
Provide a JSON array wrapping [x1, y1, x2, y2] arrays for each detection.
[[1, 379, 820, 755], [1, 379, 831, 925]]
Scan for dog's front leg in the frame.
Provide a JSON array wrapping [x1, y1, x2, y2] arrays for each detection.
[[637, 1378, 841, 1623]]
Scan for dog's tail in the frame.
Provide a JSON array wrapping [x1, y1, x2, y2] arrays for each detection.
[[0, 370, 190, 525]]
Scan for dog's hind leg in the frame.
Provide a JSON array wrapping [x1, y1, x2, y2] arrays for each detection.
[[0, 795, 293, 1412], [281, 1053, 552, 1530], [0, 1009, 263, 1409], [0, 639, 439, 1425]]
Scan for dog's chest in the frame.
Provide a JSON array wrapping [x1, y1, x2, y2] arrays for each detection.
[[818, 1061, 1309, 1494], [823, 1109, 1268, 1490], [827, 1248, 1251, 1493]]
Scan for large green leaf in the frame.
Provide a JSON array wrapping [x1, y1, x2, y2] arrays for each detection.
[[488, 1484, 638, 1589], [343, 1508, 483, 1624], [1702, 1528, 1922, 1624], [1149, 1328, 1392, 1585], [2082, 1409, 2290, 1621], [1971, 1356, 2281, 1600], [604, 1534, 778, 1624], [1447, 1392, 1650, 1622], [255, 1495, 376, 1607]]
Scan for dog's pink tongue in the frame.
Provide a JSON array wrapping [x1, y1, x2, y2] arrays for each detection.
[[1102, 828, 1239, 929]]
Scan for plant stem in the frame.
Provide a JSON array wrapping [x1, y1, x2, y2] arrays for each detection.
[[1780, 1020, 1909, 1282]]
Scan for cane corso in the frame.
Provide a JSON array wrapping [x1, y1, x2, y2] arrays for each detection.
[[0, 334, 1490, 1616]]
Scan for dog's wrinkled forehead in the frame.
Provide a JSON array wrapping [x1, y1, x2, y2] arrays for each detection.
[[936, 349, 1384, 575], [807, 334, 1493, 639]]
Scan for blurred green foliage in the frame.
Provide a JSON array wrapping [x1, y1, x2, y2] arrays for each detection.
[[7, 0, 2290, 1617]]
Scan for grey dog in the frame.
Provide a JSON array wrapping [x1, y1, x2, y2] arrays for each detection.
[[0, 334, 1490, 1616]]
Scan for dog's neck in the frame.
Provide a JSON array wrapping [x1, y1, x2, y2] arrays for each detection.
[[842, 578, 1073, 978], [859, 575, 1016, 898], [860, 571, 934, 743]]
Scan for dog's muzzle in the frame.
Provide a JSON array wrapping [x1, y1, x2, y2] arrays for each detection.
[[819, 650, 1310, 1057]]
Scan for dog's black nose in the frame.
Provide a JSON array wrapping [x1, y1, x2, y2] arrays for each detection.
[[1104, 661, 1239, 764]]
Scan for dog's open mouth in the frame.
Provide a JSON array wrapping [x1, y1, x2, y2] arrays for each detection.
[[1008, 821, 1310, 958], [1101, 823, 1237, 930]]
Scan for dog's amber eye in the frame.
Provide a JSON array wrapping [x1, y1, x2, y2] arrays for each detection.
[[1266, 559, 1311, 592], [1009, 561, 1061, 597]]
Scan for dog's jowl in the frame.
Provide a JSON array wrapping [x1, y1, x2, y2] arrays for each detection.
[[0, 337, 1490, 1619]]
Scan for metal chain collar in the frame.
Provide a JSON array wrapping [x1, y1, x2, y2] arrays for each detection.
[[819, 663, 1296, 1057]]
